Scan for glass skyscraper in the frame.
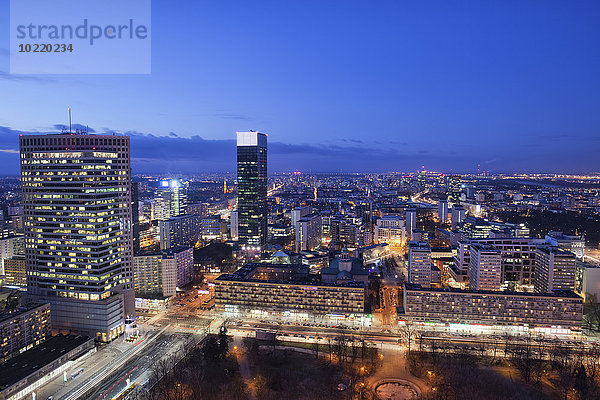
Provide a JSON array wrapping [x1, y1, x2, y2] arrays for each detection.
[[236, 131, 267, 250], [20, 133, 134, 341], [153, 179, 187, 221]]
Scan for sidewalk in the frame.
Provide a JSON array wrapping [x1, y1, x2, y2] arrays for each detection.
[[365, 347, 430, 396]]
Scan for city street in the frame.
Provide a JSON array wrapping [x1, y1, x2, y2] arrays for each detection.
[[33, 316, 210, 400], [34, 325, 166, 400]]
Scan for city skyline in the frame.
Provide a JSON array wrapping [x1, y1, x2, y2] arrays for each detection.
[[3, 2, 600, 399], [1, 125, 599, 175]]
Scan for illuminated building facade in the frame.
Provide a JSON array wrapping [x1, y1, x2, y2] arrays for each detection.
[[159, 214, 202, 250], [405, 207, 416, 238], [291, 205, 311, 228], [451, 205, 465, 229], [438, 199, 448, 223], [0, 235, 24, 273], [133, 253, 167, 298], [132, 181, 140, 254], [447, 174, 462, 203], [163, 246, 194, 288], [153, 179, 187, 221], [20, 134, 134, 341], [408, 241, 432, 288], [0, 221, 16, 239], [295, 213, 322, 252], [374, 215, 406, 247], [469, 243, 502, 291], [133, 246, 192, 299], [0, 303, 51, 362], [237, 131, 268, 250], [460, 216, 493, 239], [202, 215, 225, 239], [230, 210, 238, 240], [469, 237, 543, 288], [403, 283, 583, 332], [534, 246, 577, 293], [4, 255, 26, 287], [215, 263, 365, 315], [575, 261, 600, 302], [330, 217, 362, 247], [545, 231, 585, 259]]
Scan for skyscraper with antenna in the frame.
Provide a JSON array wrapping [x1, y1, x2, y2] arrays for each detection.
[[20, 130, 135, 341]]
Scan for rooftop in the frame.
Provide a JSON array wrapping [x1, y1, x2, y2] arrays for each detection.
[[403, 283, 582, 299], [0, 335, 92, 390], [537, 246, 575, 256], [0, 303, 48, 325], [216, 263, 364, 288]]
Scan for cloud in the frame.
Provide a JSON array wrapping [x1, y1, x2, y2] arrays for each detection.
[[1, 125, 599, 175], [339, 138, 364, 144], [212, 113, 251, 120], [0, 71, 55, 83]]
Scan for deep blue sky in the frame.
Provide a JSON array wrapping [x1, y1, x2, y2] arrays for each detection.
[[1, 1, 599, 174]]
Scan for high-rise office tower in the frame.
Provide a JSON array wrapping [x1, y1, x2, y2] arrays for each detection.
[[291, 205, 311, 228], [416, 169, 426, 188], [159, 214, 202, 250], [406, 207, 417, 239], [237, 131, 267, 250], [447, 174, 462, 203], [20, 133, 134, 341], [468, 243, 502, 291], [296, 213, 322, 253], [230, 210, 239, 240], [438, 199, 448, 224], [153, 179, 187, 221], [451, 205, 466, 229], [408, 241, 432, 288]]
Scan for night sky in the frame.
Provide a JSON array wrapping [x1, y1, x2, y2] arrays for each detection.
[[1, 1, 599, 174]]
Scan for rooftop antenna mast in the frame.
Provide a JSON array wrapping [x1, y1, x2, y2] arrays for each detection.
[[68, 107, 72, 133]]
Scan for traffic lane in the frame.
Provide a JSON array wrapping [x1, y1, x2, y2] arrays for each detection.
[[89, 334, 188, 400]]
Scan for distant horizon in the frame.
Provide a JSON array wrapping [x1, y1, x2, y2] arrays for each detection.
[[1, 125, 599, 175]]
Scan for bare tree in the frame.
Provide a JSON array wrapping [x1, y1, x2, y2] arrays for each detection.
[[399, 323, 418, 355], [311, 340, 320, 359], [327, 336, 334, 363], [335, 333, 350, 365]]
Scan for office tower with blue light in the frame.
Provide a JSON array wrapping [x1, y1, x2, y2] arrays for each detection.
[[153, 179, 187, 221]]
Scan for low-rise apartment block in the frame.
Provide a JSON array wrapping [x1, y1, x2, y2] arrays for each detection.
[[215, 263, 365, 315], [403, 283, 583, 332]]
